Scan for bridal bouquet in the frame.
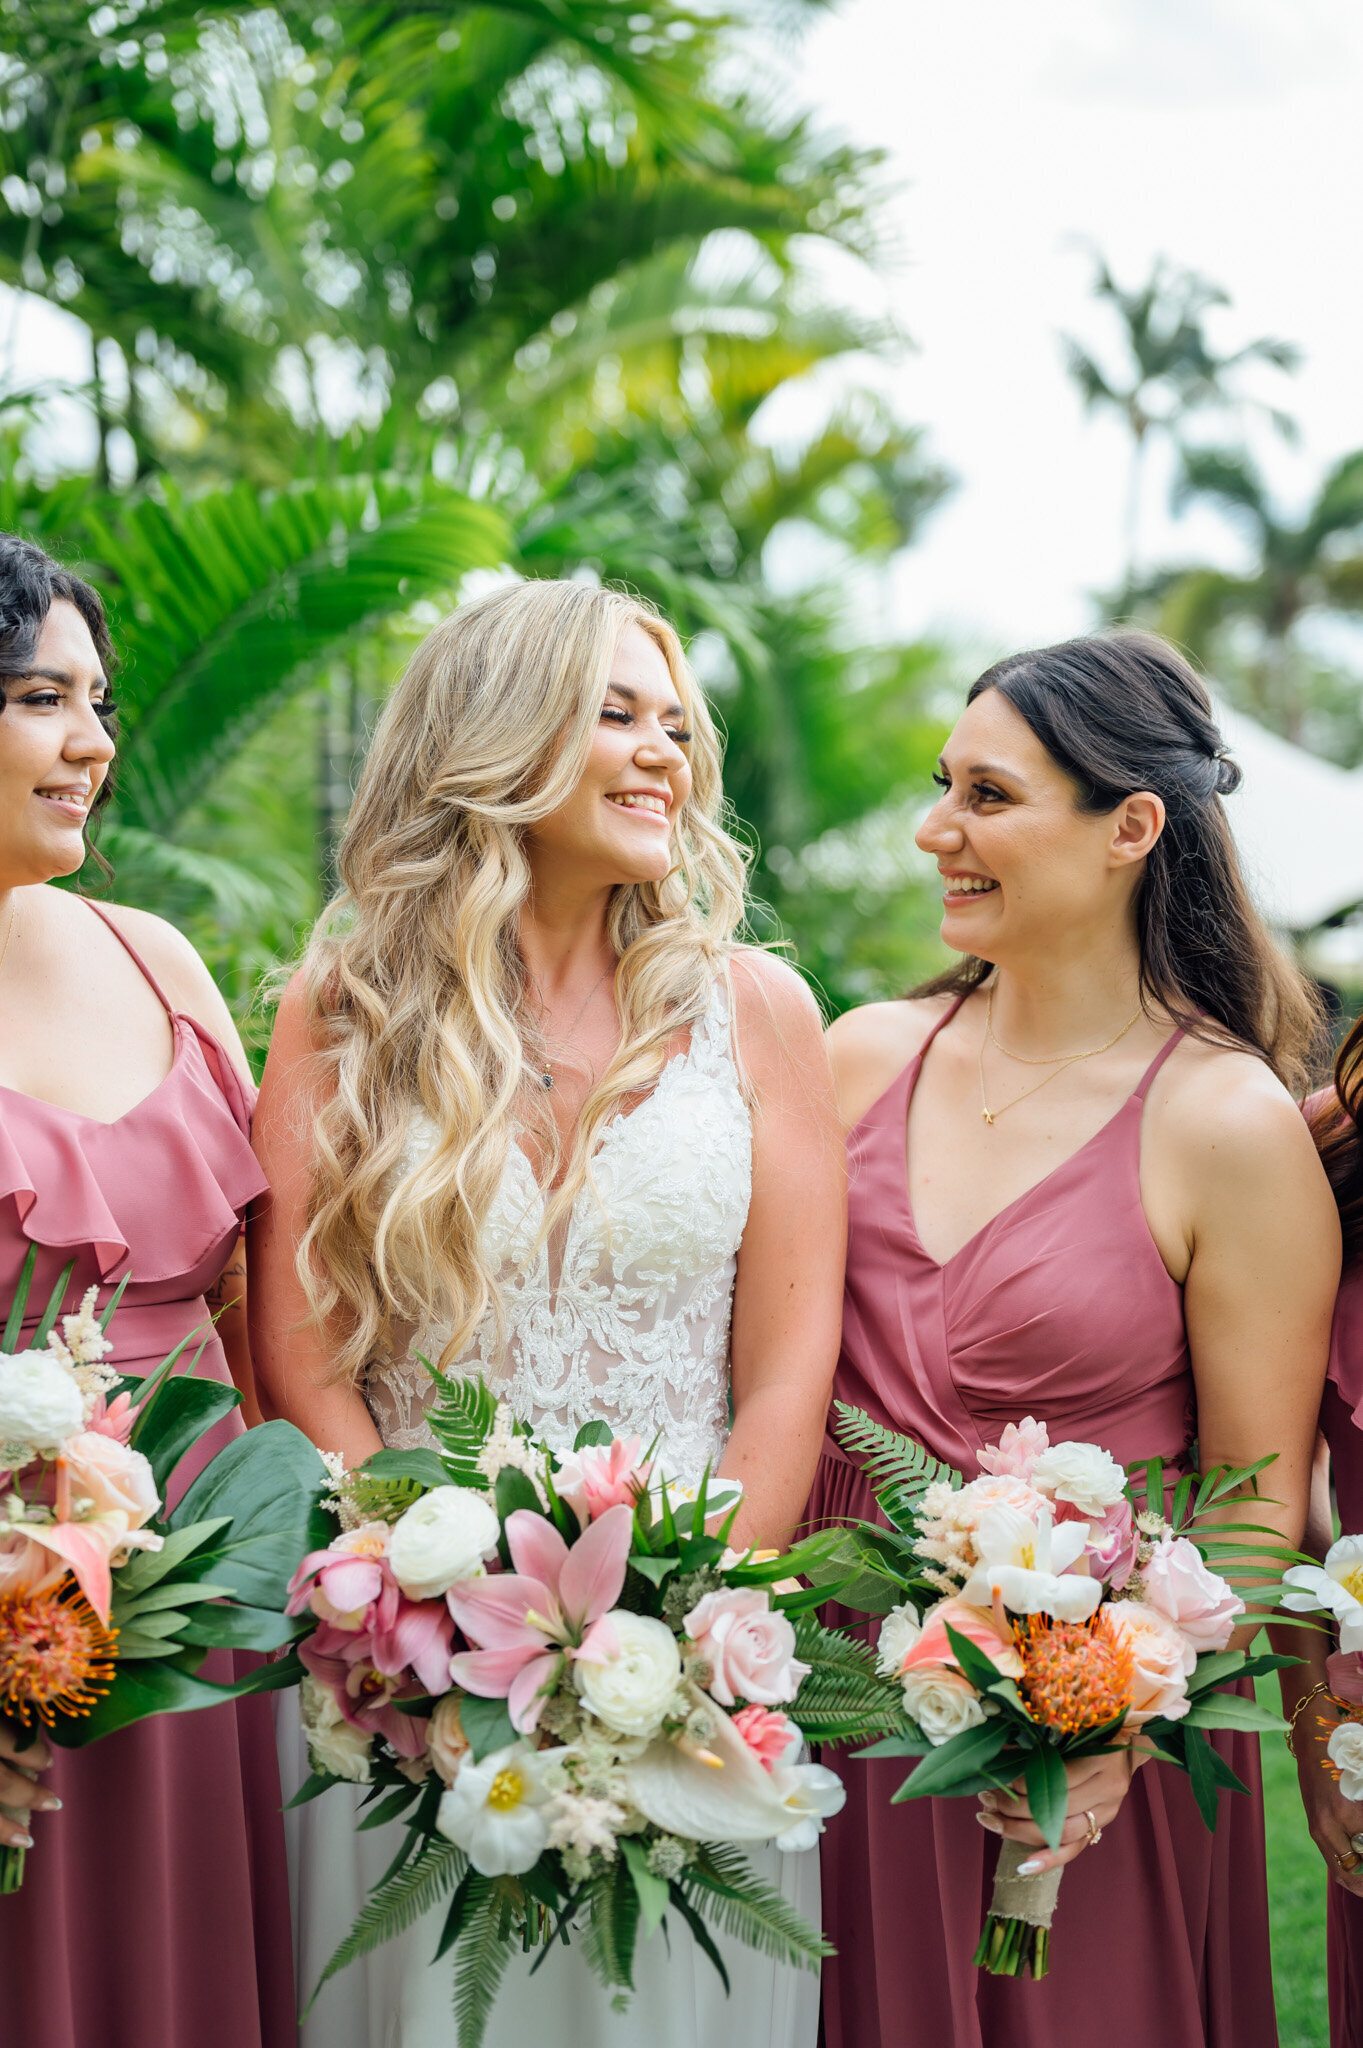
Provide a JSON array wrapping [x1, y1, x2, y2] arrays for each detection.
[[288, 1374, 906, 2045], [0, 1248, 329, 1889], [1281, 1535, 1363, 1790], [828, 1408, 1291, 1978]]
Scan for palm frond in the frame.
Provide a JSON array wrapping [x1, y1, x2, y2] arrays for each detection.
[[832, 1403, 961, 1527], [309, 1841, 465, 2007], [580, 1860, 641, 1995], [423, 1370, 500, 1488], [451, 1874, 514, 2048], [787, 1618, 908, 1742], [683, 1844, 831, 1971]]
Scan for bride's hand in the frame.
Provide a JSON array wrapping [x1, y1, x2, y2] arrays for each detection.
[[976, 1747, 1136, 1874], [0, 1723, 58, 1848]]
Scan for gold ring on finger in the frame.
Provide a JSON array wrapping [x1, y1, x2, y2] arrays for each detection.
[[1083, 1808, 1103, 1848], [1352, 1834, 1363, 1857], [1335, 1847, 1362, 1874]]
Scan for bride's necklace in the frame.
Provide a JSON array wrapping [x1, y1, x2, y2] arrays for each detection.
[[525, 965, 614, 1091], [977, 982, 1144, 1125]]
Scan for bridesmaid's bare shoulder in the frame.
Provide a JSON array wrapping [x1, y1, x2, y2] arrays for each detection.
[[825, 995, 955, 1131], [88, 898, 251, 1084]]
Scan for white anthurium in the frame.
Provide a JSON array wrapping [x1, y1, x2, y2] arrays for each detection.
[[623, 1686, 839, 1846], [434, 1741, 558, 1876], [958, 1503, 1102, 1622], [1282, 1535, 1363, 1655]]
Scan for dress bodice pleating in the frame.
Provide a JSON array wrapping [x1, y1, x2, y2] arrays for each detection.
[[365, 977, 752, 1478]]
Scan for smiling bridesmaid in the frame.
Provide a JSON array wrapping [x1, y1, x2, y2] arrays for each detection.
[[0, 537, 294, 2048], [811, 632, 1338, 2048]]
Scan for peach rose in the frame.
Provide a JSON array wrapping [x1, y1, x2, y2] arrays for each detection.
[[427, 1694, 471, 1786], [62, 1432, 159, 1528], [1106, 1600, 1192, 1725], [901, 1596, 1024, 1680]]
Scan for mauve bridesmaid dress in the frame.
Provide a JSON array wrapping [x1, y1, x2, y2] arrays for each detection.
[[808, 995, 1276, 2048], [0, 903, 295, 2048]]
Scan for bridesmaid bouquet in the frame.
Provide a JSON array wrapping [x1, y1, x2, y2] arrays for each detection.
[[1282, 1535, 1363, 1784], [828, 1408, 1292, 1979], [286, 1373, 907, 2046], [0, 1248, 329, 1890]]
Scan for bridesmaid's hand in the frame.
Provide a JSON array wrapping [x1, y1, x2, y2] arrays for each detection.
[[0, 1723, 57, 1848], [976, 1748, 1136, 1874], [1293, 1701, 1363, 1898]]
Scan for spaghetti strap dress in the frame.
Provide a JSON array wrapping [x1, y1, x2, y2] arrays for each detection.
[[808, 996, 1276, 2048], [0, 901, 296, 2048]]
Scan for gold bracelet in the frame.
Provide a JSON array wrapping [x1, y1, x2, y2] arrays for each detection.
[[1286, 1681, 1337, 1756]]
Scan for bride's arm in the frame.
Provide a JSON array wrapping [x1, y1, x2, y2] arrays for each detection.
[[248, 975, 384, 1468], [720, 953, 847, 1552]]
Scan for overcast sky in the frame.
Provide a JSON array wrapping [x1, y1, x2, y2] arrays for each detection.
[[786, 0, 1363, 655]]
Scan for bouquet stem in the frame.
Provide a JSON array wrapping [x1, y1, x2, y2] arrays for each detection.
[[0, 1805, 27, 1892], [972, 1839, 1061, 1978]]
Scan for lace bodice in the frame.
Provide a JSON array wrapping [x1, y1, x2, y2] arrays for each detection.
[[364, 978, 752, 1481]]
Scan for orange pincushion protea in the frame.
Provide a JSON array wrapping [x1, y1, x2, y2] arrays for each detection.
[[1015, 1610, 1135, 1735], [0, 1583, 118, 1726]]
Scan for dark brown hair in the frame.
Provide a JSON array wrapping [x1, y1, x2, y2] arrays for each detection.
[[914, 629, 1323, 1093], [1310, 1023, 1363, 1263], [0, 534, 118, 864]]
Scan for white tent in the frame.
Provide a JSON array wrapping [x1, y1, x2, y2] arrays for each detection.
[[1215, 699, 1363, 935]]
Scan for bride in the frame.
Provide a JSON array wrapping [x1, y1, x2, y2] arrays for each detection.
[[249, 578, 847, 2047]]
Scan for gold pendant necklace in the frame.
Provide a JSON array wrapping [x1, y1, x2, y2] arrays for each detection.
[[526, 964, 614, 1091], [978, 982, 1144, 1125]]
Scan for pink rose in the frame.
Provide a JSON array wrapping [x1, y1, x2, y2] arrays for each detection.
[[901, 1596, 1024, 1680], [62, 1432, 159, 1528], [684, 1587, 810, 1707], [976, 1417, 1050, 1483], [556, 1437, 652, 1522], [427, 1694, 471, 1786], [1106, 1601, 1192, 1725], [1140, 1534, 1242, 1654], [731, 1704, 797, 1772]]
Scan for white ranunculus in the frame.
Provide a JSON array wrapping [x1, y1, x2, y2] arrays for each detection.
[[0, 1349, 84, 1461], [300, 1676, 374, 1783], [576, 1610, 682, 1738], [435, 1742, 554, 1875], [1029, 1440, 1128, 1518], [388, 1485, 501, 1601], [1330, 1720, 1363, 1803], [898, 1665, 988, 1745], [876, 1601, 922, 1680]]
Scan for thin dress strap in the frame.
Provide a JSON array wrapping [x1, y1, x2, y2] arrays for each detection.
[[1130, 1027, 1185, 1102], [917, 991, 969, 1062], [83, 899, 176, 1017]]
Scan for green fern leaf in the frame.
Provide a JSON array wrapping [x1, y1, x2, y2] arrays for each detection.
[[683, 1845, 831, 1971], [579, 1861, 641, 1996], [833, 1403, 961, 1526], [423, 1368, 500, 1488], [346, 1473, 429, 1523], [787, 1617, 908, 1741], [307, 1842, 465, 2008], [452, 1875, 514, 2048]]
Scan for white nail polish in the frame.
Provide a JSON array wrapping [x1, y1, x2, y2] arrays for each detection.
[[1017, 1857, 1044, 1876]]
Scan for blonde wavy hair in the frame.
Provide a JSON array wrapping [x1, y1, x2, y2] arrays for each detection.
[[298, 577, 750, 1384]]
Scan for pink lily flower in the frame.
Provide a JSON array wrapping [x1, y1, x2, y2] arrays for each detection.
[[367, 1577, 457, 1696], [287, 1524, 392, 1630], [299, 1627, 431, 1759], [555, 1436, 653, 1523], [448, 1502, 634, 1733]]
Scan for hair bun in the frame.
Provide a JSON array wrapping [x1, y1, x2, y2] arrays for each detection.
[[1213, 751, 1241, 797]]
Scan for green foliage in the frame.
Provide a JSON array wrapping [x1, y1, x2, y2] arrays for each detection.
[[786, 1615, 909, 1742], [451, 1875, 515, 2048], [832, 1403, 961, 1529], [682, 1844, 831, 1971], [310, 1841, 467, 2008], [168, 1417, 331, 1608], [423, 1369, 500, 1488]]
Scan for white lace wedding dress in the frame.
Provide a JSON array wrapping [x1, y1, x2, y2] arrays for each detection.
[[277, 980, 822, 2048]]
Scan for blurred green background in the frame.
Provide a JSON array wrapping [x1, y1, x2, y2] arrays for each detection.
[[1, 11, 1359, 2033]]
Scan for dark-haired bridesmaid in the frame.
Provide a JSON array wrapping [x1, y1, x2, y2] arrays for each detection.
[[0, 537, 294, 2047], [1289, 1031, 1363, 2047], [812, 630, 1339, 2048]]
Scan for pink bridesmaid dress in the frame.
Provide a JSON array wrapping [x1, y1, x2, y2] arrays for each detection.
[[0, 903, 296, 2048], [809, 996, 1276, 2048], [1318, 1227, 1363, 2046]]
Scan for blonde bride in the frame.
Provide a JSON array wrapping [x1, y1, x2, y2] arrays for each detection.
[[248, 578, 846, 2048]]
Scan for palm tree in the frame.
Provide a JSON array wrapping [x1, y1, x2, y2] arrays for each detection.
[[1154, 446, 1363, 745], [1061, 251, 1299, 581]]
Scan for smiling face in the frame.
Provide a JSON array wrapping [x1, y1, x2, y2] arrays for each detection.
[[0, 599, 116, 887], [523, 621, 693, 891], [915, 686, 1161, 965]]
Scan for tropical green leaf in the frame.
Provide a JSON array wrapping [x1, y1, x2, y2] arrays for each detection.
[[128, 1374, 242, 1496], [423, 1370, 499, 1488], [573, 1420, 613, 1451], [832, 1404, 961, 1527], [175, 1603, 308, 1651], [787, 1616, 908, 1742], [1022, 1742, 1069, 1854], [31, 1261, 75, 1352], [112, 1517, 231, 1595], [1, 1241, 38, 1352], [889, 1720, 1010, 1801], [361, 1449, 451, 1491], [168, 1420, 330, 1609], [308, 1841, 466, 2008], [48, 1652, 241, 1745], [452, 1874, 514, 2048], [1182, 1693, 1287, 1733], [683, 1844, 831, 1971], [460, 1695, 518, 1764], [620, 1835, 670, 1939], [581, 1860, 641, 1994]]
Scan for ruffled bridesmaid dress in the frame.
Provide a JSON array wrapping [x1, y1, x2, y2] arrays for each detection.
[[0, 903, 295, 2048], [808, 996, 1276, 2048], [1317, 1210, 1363, 2047]]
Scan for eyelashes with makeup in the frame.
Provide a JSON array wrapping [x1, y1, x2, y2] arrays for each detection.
[[11, 689, 117, 719], [931, 770, 1005, 804], [600, 705, 691, 743]]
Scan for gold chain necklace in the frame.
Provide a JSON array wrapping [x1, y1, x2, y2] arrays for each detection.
[[978, 982, 1144, 1126], [526, 964, 614, 1092]]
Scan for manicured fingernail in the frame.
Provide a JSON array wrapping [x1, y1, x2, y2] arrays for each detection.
[[9, 1833, 32, 1849], [975, 1811, 1003, 1833], [36, 1796, 60, 1812], [1017, 1858, 1045, 1876]]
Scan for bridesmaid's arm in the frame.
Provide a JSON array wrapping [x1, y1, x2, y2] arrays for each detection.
[[721, 953, 847, 1552], [248, 975, 384, 1468], [204, 1227, 264, 1428]]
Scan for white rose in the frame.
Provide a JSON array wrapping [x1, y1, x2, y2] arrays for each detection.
[[0, 1350, 83, 1461], [899, 1665, 988, 1746], [388, 1485, 501, 1600], [1330, 1721, 1363, 1803], [300, 1675, 373, 1783], [576, 1610, 682, 1738], [1029, 1440, 1128, 1518], [876, 1601, 922, 1680]]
